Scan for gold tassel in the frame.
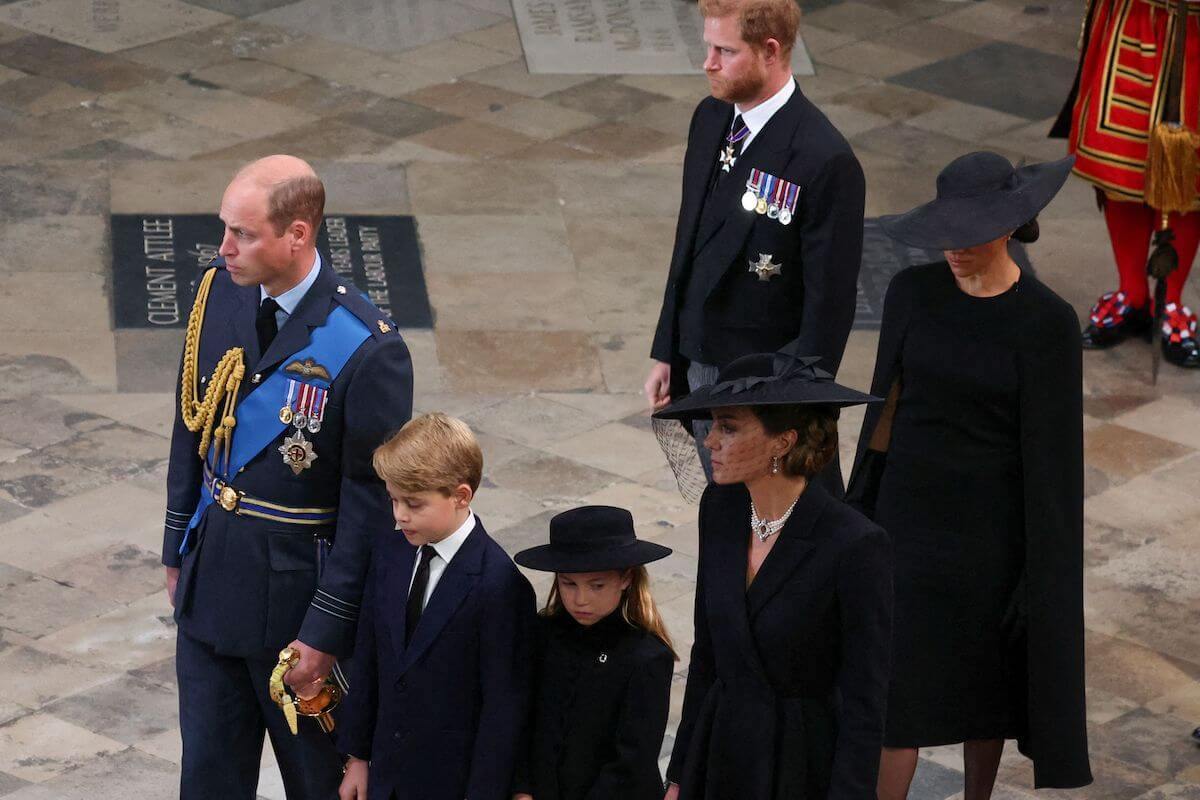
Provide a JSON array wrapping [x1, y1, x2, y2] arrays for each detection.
[[1145, 121, 1200, 215]]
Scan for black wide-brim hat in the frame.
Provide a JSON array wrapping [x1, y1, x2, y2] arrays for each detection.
[[878, 152, 1074, 251], [652, 341, 881, 424], [514, 505, 672, 573]]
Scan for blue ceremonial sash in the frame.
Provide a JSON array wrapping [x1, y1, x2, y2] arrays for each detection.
[[181, 304, 370, 553]]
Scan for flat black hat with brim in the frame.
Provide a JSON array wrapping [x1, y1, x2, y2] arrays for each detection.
[[514, 505, 672, 573], [651, 341, 882, 424], [878, 152, 1074, 251]]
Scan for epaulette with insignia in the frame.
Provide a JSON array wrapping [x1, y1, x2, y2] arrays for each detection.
[[331, 284, 397, 340]]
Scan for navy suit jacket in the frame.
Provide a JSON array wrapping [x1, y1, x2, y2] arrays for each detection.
[[336, 518, 537, 800], [163, 258, 413, 658]]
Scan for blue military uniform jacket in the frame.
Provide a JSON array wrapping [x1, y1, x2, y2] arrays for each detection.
[[162, 257, 413, 658]]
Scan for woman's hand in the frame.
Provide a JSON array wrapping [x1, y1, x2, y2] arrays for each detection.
[[338, 757, 368, 800], [663, 782, 680, 800]]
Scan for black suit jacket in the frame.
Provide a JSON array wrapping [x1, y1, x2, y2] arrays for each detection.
[[651, 82, 866, 399], [515, 611, 673, 800], [336, 518, 537, 800], [164, 259, 413, 657], [667, 481, 892, 800]]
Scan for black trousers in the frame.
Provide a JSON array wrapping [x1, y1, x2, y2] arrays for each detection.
[[176, 629, 343, 800]]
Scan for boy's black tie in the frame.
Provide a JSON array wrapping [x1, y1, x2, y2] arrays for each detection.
[[406, 545, 436, 641], [256, 297, 280, 355]]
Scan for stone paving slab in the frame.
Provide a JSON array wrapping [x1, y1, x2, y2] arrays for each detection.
[[0, 0, 1195, 797]]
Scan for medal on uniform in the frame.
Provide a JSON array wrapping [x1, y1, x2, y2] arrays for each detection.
[[307, 388, 327, 434], [749, 253, 782, 282], [279, 431, 318, 475], [756, 174, 772, 215], [742, 169, 764, 212], [719, 121, 750, 173], [767, 176, 785, 220], [781, 182, 801, 226], [280, 380, 298, 424]]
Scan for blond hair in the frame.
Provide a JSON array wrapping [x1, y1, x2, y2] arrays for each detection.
[[541, 566, 679, 660], [699, 0, 801, 54], [372, 412, 483, 495]]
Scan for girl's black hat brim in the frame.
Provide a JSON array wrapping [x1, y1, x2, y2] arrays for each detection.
[[514, 540, 672, 573]]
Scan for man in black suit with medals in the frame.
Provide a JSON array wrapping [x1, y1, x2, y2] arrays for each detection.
[[161, 155, 413, 799], [645, 0, 865, 491]]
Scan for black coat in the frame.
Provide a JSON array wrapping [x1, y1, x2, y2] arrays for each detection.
[[164, 258, 413, 657], [515, 611, 673, 800], [650, 81, 865, 401], [667, 481, 892, 800], [336, 519, 537, 800], [847, 264, 1091, 788]]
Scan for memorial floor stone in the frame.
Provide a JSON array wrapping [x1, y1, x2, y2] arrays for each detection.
[[513, 0, 814, 75], [0, 0, 230, 54], [253, 0, 506, 53]]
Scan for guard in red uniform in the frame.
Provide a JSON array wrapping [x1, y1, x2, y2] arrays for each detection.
[[1054, 0, 1200, 368]]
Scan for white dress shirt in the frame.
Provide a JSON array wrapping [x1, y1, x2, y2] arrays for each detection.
[[734, 76, 796, 152], [260, 251, 321, 329], [407, 511, 476, 611]]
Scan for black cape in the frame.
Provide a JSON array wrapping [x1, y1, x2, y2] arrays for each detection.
[[847, 263, 1092, 789]]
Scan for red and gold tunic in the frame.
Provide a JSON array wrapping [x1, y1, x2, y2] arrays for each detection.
[[1067, 0, 1200, 207]]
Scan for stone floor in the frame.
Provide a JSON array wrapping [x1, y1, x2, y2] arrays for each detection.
[[0, 0, 1198, 798]]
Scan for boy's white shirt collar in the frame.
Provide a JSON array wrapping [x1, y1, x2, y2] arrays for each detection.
[[427, 510, 475, 565]]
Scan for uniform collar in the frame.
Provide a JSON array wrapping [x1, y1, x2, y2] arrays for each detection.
[[261, 250, 321, 315], [427, 510, 476, 565], [735, 76, 795, 137]]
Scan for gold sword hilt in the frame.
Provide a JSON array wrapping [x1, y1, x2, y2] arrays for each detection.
[[268, 647, 344, 735]]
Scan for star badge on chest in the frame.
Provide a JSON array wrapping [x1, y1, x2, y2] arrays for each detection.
[[749, 253, 782, 282], [279, 431, 318, 475], [719, 145, 737, 173]]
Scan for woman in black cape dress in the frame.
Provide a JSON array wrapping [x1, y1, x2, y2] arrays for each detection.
[[847, 152, 1092, 795]]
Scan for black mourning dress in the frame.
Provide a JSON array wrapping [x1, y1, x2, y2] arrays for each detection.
[[848, 262, 1092, 789]]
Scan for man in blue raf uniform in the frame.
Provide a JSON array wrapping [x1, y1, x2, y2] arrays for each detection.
[[161, 155, 413, 799], [644, 0, 865, 492]]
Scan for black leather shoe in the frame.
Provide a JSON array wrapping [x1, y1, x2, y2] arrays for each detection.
[[1081, 304, 1151, 349], [1192, 725, 1200, 744], [1161, 304, 1200, 369], [1163, 337, 1200, 368]]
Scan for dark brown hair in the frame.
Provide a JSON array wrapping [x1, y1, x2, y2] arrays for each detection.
[[750, 403, 838, 478]]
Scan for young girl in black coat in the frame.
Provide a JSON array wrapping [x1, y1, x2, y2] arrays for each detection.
[[512, 505, 677, 800]]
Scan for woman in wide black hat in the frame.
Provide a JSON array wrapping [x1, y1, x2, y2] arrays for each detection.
[[512, 506, 676, 800], [849, 152, 1092, 798], [653, 345, 892, 800]]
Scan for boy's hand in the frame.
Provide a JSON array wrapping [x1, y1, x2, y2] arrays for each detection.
[[663, 783, 680, 800], [284, 639, 334, 690], [339, 757, 368, 800]]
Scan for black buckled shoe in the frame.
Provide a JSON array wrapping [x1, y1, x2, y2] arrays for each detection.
[[1161, 303, 1200, 369], [1081, 291, 1151, 350]]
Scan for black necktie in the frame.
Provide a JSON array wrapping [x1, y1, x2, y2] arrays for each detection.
[[406, 545, 436, 642], [256, 297, 280, 355]]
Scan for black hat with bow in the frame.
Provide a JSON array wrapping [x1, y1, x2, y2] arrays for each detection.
[[652, 342, 881, 424]]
